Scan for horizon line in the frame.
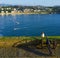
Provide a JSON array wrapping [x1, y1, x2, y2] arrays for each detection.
[[0, 3, 60, 7]]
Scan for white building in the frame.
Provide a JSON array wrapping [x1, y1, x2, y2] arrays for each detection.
[[6, 11, 8, 13], [1, 8, 4, 10], [24, 9, 31, 13], [1, 11, 4, 13], [14, 8, 17, 11]]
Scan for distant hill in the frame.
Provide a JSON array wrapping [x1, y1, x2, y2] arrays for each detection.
[[0, 4, 12, 6]]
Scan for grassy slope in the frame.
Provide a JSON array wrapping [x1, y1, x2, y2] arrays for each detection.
[[0, 36, 60, 47]]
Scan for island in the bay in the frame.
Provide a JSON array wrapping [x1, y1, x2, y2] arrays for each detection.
[[0, 4, 60, 15]]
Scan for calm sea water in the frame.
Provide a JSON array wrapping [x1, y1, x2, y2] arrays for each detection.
[[0, 14, 60, 36]]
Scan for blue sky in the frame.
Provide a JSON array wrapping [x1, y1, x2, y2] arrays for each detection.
[[0, 0, 60, 6]]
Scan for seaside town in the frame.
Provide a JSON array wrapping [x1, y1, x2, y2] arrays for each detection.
[[0, 1, 60, 57], [0, 5, 60, 15]]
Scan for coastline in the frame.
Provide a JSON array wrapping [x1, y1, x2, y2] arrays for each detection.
[[0, 12, 49, 16]]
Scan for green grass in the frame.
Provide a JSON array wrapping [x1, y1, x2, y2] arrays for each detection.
[[0, 36, 60, 40], [48, 36, 60, 40], [0, 36, 60, 47]]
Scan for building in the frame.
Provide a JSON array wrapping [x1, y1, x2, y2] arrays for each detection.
[[18, 10, 22, 13], [24, 9, 32, 13], [1, 8, 4, 10], [6, 11, 8, 13], [1, 11, 4, 13], [11, 8, 17, 14]]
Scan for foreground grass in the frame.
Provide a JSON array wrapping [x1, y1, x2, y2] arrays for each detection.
[[0, 36, 36, 47], [0, 36, 60, 47], [0, 36, 59, 57]]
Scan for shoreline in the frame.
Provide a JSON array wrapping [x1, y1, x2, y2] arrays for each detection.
[[0, 12, 49, 15]]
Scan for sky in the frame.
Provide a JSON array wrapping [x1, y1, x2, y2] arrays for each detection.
[[0, 0, 60, 6]]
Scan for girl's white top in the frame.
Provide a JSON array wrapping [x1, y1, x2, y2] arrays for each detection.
[[41, 33, 45, 38]]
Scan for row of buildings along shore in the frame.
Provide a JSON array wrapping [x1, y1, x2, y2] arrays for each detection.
[[0, 7, 52, 15]]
